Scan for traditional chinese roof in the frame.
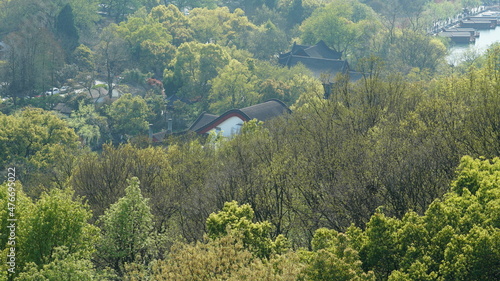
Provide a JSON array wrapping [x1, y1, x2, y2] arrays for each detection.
[[279, 41, 347, 79], [188, 112, 219, 132], [188, 99, 290, 134]]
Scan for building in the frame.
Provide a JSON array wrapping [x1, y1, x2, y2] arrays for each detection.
[[278, 41, 348, 81], [278, 41, 362, 98], [188, 99, 290, 137]]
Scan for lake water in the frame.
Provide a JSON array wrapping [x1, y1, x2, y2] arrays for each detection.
[[447, 25, 500, 65]]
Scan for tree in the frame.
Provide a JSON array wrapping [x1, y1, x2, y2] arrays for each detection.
[[107, 93, 150, 139], [114, 8, 173, 63], [16, 247, 115, 281], [153, 233, 302, 281], [68, 101, 109, 149], [164, 41, 231, 104], [98, 177, 155, 275], [0, 108, 78, 170], [247, 20, 288, 60], [302, 228, 375, 281], [73, 44, 97, 97], [287, 0, 304, 28], [208, 59, 261, 114], [95, 24, 129, 98], [168, 0, 218, 9], [101, 0, 143, 23], [56, 4, 80, 58], [299, 0, 379, 56], [188, 7, 257, 49], [149, 4, 193, 46], [206, 201, 289, 258], [17, 188, 99, 271], [2, 21, 64, 103], [0, 181, 34, 280], [391, 30, 447, 72]]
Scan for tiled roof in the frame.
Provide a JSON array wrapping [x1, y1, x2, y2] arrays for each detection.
[[278, 41, 346, 79], [240, 99, 291, 122], [188, 99, 290, 134], [188, 112, 219, 132]]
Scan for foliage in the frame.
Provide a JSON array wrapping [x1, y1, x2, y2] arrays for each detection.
[[301, 228, 375, 281], [206, 201, 289, 258], [188, 7, 257, 49], [17, 188, 99, 272], [16, 247, 115, 281], [208, 59, 260, 114], [153, 202, 300, 280], [164, 41, 232, 103], [246, 20, 289, 60], [98, 177, 155, 275], [153, 234, 301, 281], [68, 101, 109, 149], [56, 4, 80, 57], [391, 30, 447, 72], [0, 108, 78, 169], [300, 0, 379, 56], [107, 93, 150, 138], [3, 0, 500, 278]]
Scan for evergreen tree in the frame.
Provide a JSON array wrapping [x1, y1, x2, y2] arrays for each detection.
[[56, 4, 80, 58]]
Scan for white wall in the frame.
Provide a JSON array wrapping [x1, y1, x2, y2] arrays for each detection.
[[208, 116, 244, 137]]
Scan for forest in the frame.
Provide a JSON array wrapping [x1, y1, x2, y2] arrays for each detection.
[[1, 0, 500, 279]]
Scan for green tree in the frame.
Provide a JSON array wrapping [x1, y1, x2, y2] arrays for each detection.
[[107, 93, 150, 139], [98, 177, 155, 275], [2, 22, 64, 103], [247, 20, 289, 60], [299, 0, 378, 56], [17, 188, 99, 271], [164, 41, 231, 103], [188, 7, 257, 49], [68, 101, 109, 149], [0, 181, 33, 279], [208, 59, 261, 114], [73, 44, 95, 71], [95, 24, 129, 98], [153, 234, 302, 281], [0, 108, 78, 169], [206, 201, 289, 258], [114, 8, 173, 63], [16, 247, 115, 281], [149, 4, 193, 46], [101, 0, 142, 22], [56, 4, 80, 58], [170, 0, 218, 9], [302, 228, 375, 281], [391, 30, 447, 72]]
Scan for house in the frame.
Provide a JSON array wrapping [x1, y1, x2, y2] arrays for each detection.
[[278, 41, 362, 98], [188, 99, 290, 137], [278, 41, 347, 80], [52, 103, 73, 117]]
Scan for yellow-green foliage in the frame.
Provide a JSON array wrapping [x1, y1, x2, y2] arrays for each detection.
[[206, 201, 289, 258], [153, 231, 302, 280]]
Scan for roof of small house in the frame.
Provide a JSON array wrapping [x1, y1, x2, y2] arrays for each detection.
[[188, 99, 290, 134], [53, 103, 73, 115]]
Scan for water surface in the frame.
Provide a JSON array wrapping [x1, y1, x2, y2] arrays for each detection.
[[447, 25, 500, 64]]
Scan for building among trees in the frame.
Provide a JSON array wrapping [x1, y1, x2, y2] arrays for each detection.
[[278, 41, 348, 79], [188, 99, 290, 137], [278, 41, 361, 98]]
